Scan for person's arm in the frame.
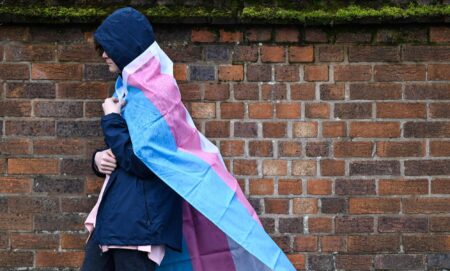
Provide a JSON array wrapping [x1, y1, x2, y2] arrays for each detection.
[[92, 148, 117, 177], [101, 112, 156, 179]]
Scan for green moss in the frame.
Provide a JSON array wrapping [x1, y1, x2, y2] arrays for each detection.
[[144, 5, 233, 18]]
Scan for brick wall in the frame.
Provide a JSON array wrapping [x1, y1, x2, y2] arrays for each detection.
[[0, 23, 449, 270]]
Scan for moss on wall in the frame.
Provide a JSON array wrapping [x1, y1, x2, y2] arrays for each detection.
[[0, 3, 448, 24]]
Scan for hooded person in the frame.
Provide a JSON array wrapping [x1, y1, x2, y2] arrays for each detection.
[[83, 6, 295, 271]]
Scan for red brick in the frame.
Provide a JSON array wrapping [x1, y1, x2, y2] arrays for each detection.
[[378, 216, 428, 233], [0, 64, 30, 80], [307, 179, 332, 195], [287, 254, 305, 270], [263, 122, 287, 138], [349, 45, 400, 62], [304, 65, 328, 81], [293, 122, 318, 138], [261, 45, 285, 63], [334, 141, 373, 157], [249, 178, 274, 195], [34, 101, 83, 118], [57, 82, 110, 99], [261, 83, 287, 100], [430, 103, 450, 118], [32, 63, 82, 80], [377, 102, 426, 118], [204, 83, 230, 101], [308, 217, 333, 233], [263, 160, 287, 176], [173, 64, 188, 81], [305, 103, 330, 119], [11, 233, 58, 249], [179, 83, 201, 101], [321, 236, 347, 252], [234, 122, 257, 137], [374, 64, 426, 81], [278, 141, 302, 157], [404, 198, 450, 214], [305, 28, 328, 42], [335, 102, 372, 119], [350, 83, 402, 100], [403, 235, 450, 252], [233, 83, 258, 100], [220, 103, 244, 119], [276, 102, 301, 119], [6, 44, 56, 61], [278, 179, 302, 195], [220, 140, 244, 157], [36, 251, 84, 268], [404, 44, 450, 61], [291, 83, 315, 100], [379, 179, 428, 195], [233, 159, 257, 175], [0, 26, 28, 41], [0, 251, 33, 267], [336, 32, 372, 43], [247, 64, 271, 81], [247, 103, 271, 119], [265, 198, 289, 214], [245, 27, 272, 42], [293, 198, 318, 214], [191, 29, 216, 42], [430, 216, 450, 231], [306, 141, 330, 157], [349, 198, 400, 214], [348, 235, 399, 253], [205, 121, 230, 138], [8, 158, 59, 175], [190, 102, 215, 119], [0, 177, 32, 193], [219, 29, 243, 43], [61, 233, 88, 249], [335, 216, 374, 233], [86, 176, 104, 194], [335, 65, 372, 81], [335, 179, 376, 195], [320, 83, 345, 100], [318, 46, 344, 62], [377, 141, 425, 157], [0, 139, 31, 155], [249, 140, 273, 157], [275, 27, 299, 42], [430, 26, 450, 43], [218, 65, 243, 81], [322, 121, 346, 137], [321, 159, 345, 176], [429, 64, 450, 81], [289, 46, 314, 62], [350, 122, 400, 138], [431, 178, 450, 194], [233, 46, 258, 62], [275, 65, 299, 81], [294, 236, 318, 252], [292, 160, 316, 176], [336, 255, 374, 270], [0, 213, 32, 230]]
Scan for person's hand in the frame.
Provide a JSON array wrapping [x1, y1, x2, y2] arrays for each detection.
[[94, 149, 117, 175], [102, 97, 126, 115]]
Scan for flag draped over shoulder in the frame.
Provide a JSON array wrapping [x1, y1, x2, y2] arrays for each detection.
[[116, 41, 295, 271]]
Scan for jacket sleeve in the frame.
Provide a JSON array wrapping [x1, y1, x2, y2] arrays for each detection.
[[91, 147, 109, 178], [101, 113, 157, 179]]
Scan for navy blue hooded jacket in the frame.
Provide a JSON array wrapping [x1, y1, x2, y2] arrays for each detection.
[[91, 7, 182, 252]]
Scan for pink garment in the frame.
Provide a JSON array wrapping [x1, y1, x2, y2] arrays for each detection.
[[85, 175, 165, 266]]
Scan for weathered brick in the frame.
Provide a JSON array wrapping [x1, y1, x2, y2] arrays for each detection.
[[430, 103, 450, 118], [335, 65, 371, 81], [61, 197, 98, 213], [405, 83, 450, 100], [191, 29, 216, 42], [264, 198, 289, 214], [378, 216, 428, 233], [203, 83, 229, 101], [278, 179, 302, 195], [61, 233, 88, 249], [233, 159, 257, 175], [350, 160, 400, 176], [350, 83, 402, 100], [261, 83, 287, 100], [220, 140, 244, 157], [30, 26, 84, 42], [350, 121, 400, 138], [8, 196, 58, 213], [376, 27, 427, 43], [85, 100, 103, 118], [320, 83, 345, 100], [405, 160, 450, 176], [335, 179, 376, 195], [57, 82, 111, 99], [57, 120, 102, 137], [249, 178, 273, 195], [61, 159, 91, 176], [163, 44, 203, 62], [248, 103, 272, 119], [233, 83, 258, 100], [308, 255, 334, 271], [321, 159, 345, 176], [377, 102, 426, 118], [5, 120, 55, 137], [0, 64, 30, 80], [261, 45, 285, 63], [219, 29, 243, 43], [0, 26, 28, 41], [292, 160, 316, 176], [293, 198, 318, 214], [349, 198, 400, 214], [335, 103, 372, 119], [36, 251, 84, 268], [306, 141, 329, 157], [429, 64, 450, 81], [263, 122, 287, 138], [0, 213, 32, 230], [0, 251, 33, 267], [0, 100, 32, 117], [0, 177, 32, 193], [6, 82, 55, 99], [205, 121, 229, 138], [278, 141, 302, 157], [375, 254, 425, 270], [11, 233, 58, 249], [189, 65, 215, 81], [321, 198, 347, 214], [322, 121, 346, 138], [321, 236, 347, 252], [304, 65, 328, 81], [404, 198, 450, 214], [35, 213, 85, 231], [347, 235, 399, 253], [431, 178, 450, 194], [289, 46, 314, 62], [232, 45, 258, 62], [431, 216, 450, 231], [405, 122, 450, 138], [293, 122, 318, 138], [33, 139, 84, 155], [336, 32, 372, 43], [307, 179, 332, 195], [188, 102, 215, 119], [318, 46, 344, 62], [8, 158, 59, 175], [403, 45, 450, 62], [173, 63, 187, 81], [247, 64, 271, 81], [245, 27, 272, 42], [5, 44, 55, 61], [249, 140, 273, 157], [377, 141, 424, 157], [336, 255, 374, 270], [305, 28, 328, 42], [218, 65, 243, 81], [294, 236, 317, 252], [349, 46, 400, 62], [334, 141, 373, 157], [290, 83, 315, 100], [428, 254, 450, 269], [430, 26, 450, 43], [34, 101, 83, 118], [275, 65, 299, 82], [336, 216, 374, 233], [275, 102, 301, 119], [374, 64, 426, 81], [279, 217, 303, 233], [404, 235, 450, 252], [275, 27, 299, 42], [234, 122, 257, 137], [34, 176, 84, 194], [305, 103, 330, 119], [32, 63, 82, 80], [58, 43, 100, 62], [263, 160, 287, 176]]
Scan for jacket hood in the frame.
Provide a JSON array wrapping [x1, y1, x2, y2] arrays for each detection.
[[94, 7, 155, 71]]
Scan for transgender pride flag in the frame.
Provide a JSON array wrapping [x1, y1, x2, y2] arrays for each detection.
[[116, 41, 295, 271]]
